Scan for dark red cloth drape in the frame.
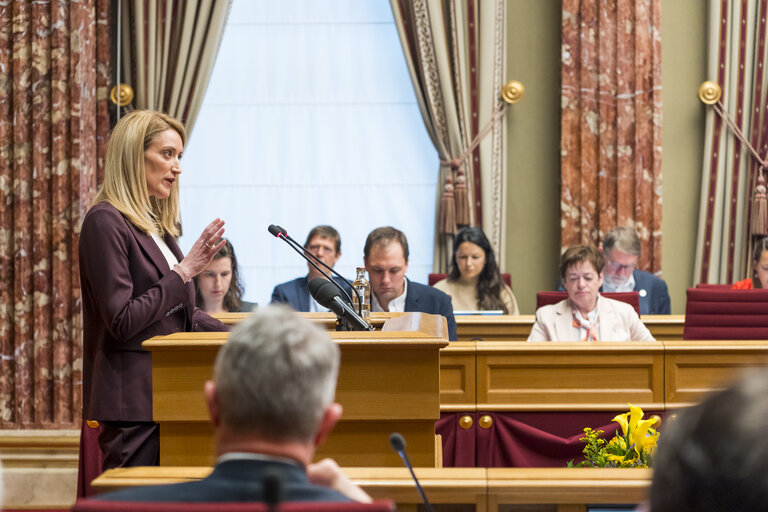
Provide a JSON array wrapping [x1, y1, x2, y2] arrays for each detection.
[[437, 411, 665, 467]]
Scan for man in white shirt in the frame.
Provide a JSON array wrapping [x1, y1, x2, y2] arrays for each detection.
[[363, 226, 457, 341]]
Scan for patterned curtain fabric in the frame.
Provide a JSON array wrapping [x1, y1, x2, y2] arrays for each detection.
[[121, 0, 232, 133], [561, 0, 663, 273], [0, 0, 110, 428], [390, 0, 507, 271], [694, 1, 768, 284]]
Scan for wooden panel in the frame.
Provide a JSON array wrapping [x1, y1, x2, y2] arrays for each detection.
[[456, 314, 683, 342], [215, 312, 686, 342], [488, 468, 650, 506], [440, 342, 476, 411], [476, 342, 664, 410], [92, 466, 650, 511], [145, 328, 446, 467], [664, 340, 768, 407]]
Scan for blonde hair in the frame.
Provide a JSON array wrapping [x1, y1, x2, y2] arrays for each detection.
[[92, 110, 186, 237]]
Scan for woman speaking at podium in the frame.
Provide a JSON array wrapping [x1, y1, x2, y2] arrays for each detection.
[[79, 110, 229, 469]]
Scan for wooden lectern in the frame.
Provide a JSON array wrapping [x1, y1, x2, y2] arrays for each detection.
[[142, 313, 448, 467]]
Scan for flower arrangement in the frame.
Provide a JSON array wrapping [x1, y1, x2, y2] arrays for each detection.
[[568, 403, 659, 468]]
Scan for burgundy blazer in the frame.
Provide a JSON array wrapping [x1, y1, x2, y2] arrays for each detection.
[[79, 202, 228, 422]]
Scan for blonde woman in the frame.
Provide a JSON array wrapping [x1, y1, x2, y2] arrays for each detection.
[[79, 111, 228, 469]]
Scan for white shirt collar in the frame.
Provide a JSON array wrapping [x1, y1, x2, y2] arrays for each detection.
[[602, 273, 635, 293], [372, 279, 408, 312]]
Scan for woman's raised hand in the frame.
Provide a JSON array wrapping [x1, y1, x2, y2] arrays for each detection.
[[179, 218, 226, 278]]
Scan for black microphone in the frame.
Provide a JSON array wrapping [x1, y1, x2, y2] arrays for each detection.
[[262, 467, 284, 512], [267, 224, 360, 311], [389, 432, 434, 512], [309, 278, 374, 331]]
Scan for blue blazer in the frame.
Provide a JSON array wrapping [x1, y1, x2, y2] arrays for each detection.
[[405, 279, 457, 341], [630, 269, 671, 315], [556, 268, 671, 315], [96, 458, 352, 503], [271, 275, 353, 312]]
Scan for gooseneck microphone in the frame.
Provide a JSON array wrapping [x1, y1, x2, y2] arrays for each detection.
[[389, 432, 434, 512], [262, 467, 284, 512], [309, 278, 374, 331], [267, 224, 360, 311]]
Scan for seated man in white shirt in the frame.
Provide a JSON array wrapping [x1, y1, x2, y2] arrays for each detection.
[[363, 226, 457, 341]]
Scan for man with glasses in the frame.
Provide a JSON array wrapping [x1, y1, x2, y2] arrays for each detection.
[[271, 225, 352, 312], [600, 227, 670, 315]]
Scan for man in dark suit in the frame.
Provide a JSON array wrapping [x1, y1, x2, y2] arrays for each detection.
[[271, 225, 352, 311], [96, 306, 372, 503], [600, 227, 671, 315], [364, 226, 457, 341]]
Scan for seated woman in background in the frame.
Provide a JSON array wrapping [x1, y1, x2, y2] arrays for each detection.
[[195, 239, 256, 313], [732, 237, 768, 289], [528, 245, 654, 341], [433, 226, 519, 314]]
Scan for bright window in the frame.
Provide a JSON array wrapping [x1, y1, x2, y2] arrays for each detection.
[[179, 0, 437, 305]]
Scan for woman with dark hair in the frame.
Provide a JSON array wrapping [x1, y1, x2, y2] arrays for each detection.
[[195, 239, 256, 313], [732, 236, 768, 289], [433, 226, 519, 314]]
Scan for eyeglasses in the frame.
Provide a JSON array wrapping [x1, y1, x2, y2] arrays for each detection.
[[306, 244, 335, 255], [605, 260, 636, 272]]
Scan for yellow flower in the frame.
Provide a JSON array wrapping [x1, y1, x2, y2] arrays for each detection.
[[612, 412, 629, 435], [628, 403, 645, 432], [630, 418, 657, 455]]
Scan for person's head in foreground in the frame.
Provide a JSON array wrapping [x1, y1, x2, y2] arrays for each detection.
[[207, 305, 341, 460], [650, 370, 768, 511], [195, 238, 245, 313], [601, 227, 640, 289], [448, 226, 509, 312], [559, 244, 604, 316]]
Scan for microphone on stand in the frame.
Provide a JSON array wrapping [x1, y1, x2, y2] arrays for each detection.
[[309, 278, 374, 331], [389, 432, 434, 512], [262, 467, 284, 512], [267, 224, 360, 311]]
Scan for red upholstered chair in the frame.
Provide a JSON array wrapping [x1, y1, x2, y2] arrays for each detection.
[[71, 500, 395, 512], [683, 287, 768, 340], [535, 291, 641, 316], [428, 273, 512, 287]]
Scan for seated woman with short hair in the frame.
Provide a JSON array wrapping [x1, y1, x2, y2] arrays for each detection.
[[528, 245, 654, 341]]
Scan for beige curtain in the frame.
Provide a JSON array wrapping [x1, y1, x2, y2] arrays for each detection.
[[390, 0, 507, 271], [121, 0, 231, 133], [560, 0, 663, 273], [694, 1, 768, 284]]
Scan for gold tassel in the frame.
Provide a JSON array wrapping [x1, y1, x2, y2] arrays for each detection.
[[440, 173, 457, 235], [453, 160, 471, 226], [751, 170, 768, 236]]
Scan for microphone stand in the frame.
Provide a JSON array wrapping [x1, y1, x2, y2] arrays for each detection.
[[268, 225, 368, 329]]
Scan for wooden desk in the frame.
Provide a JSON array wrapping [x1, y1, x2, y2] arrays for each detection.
[[144, 317, 448, 468], [91, 466, 650, 512], [214, 313, 686, 341], [440, 340, 768, 412]]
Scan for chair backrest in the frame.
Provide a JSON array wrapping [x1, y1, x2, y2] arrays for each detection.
[[428, 273, 512, 287], [695, 283, 732, 289], [72, 499, 395, 512], [535, 291, 641, 316], [683, 287, 768, 340]]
